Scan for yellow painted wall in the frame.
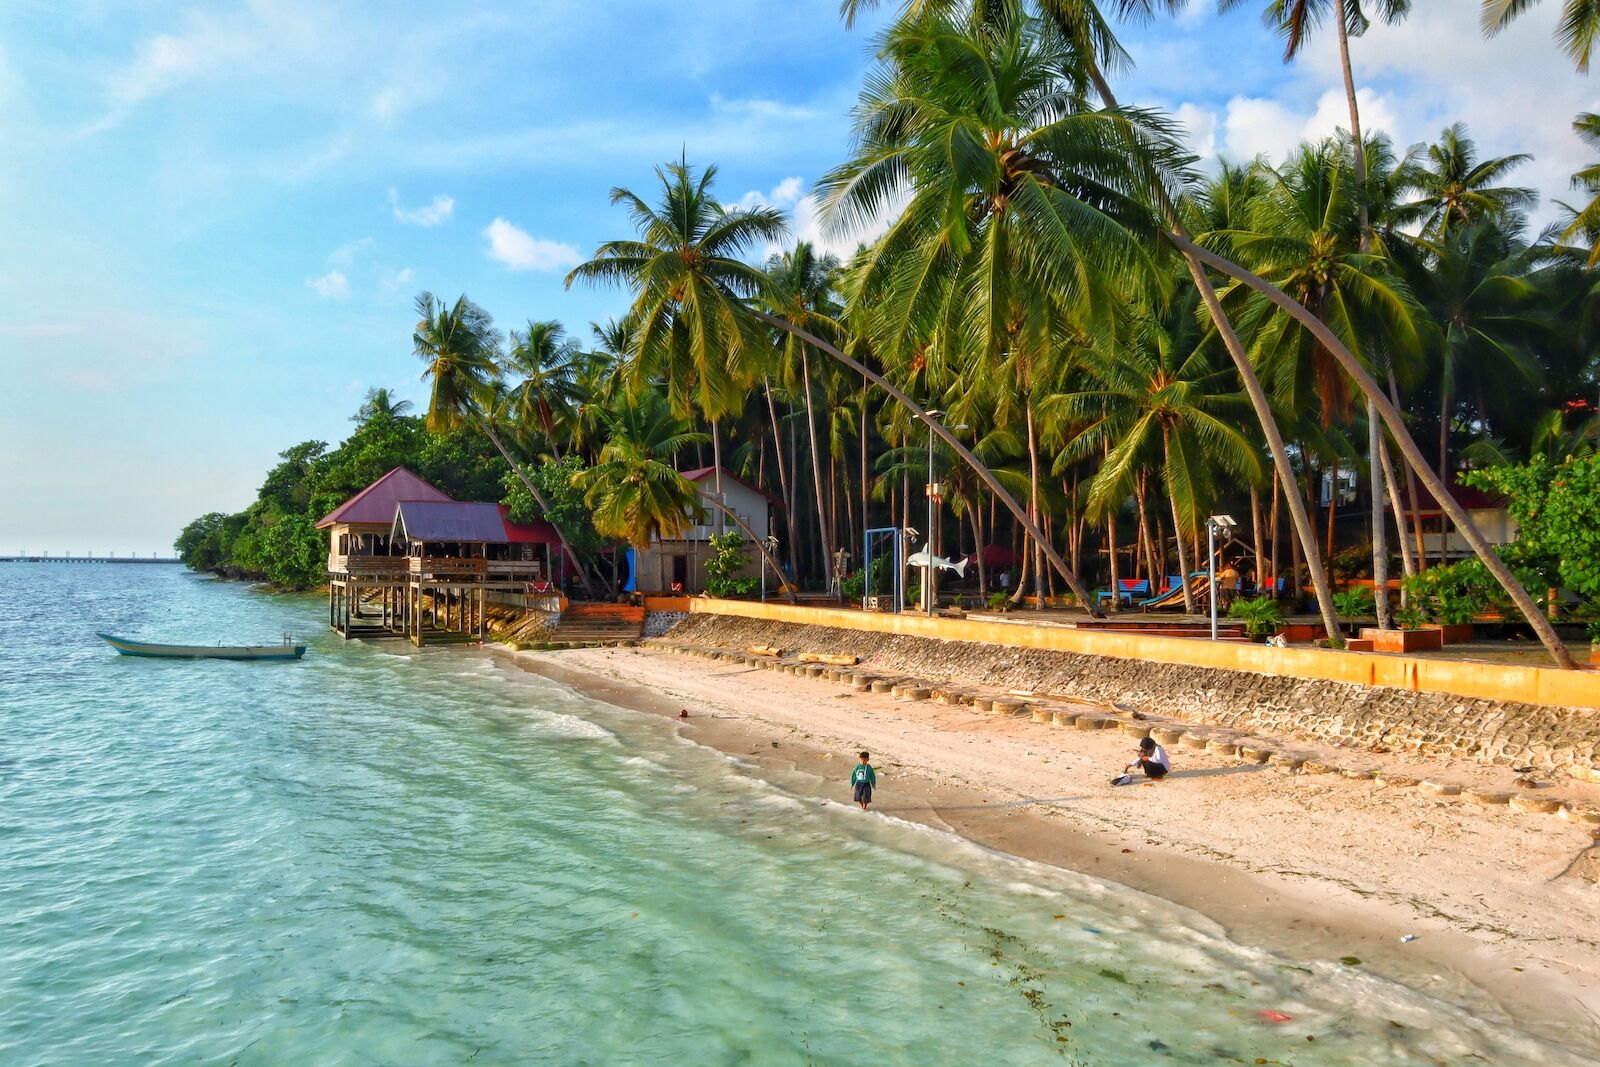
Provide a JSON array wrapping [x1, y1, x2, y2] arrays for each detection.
[[685, 599, 1600, 711]]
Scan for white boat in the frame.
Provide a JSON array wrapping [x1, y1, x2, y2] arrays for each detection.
[[97, 632, 307, 661]]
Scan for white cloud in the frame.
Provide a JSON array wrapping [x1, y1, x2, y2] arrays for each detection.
[[327, 237, 373, 267], [382, 266, 415, 290], [388, 188, 454, 226], [735, 175, 902, 261], [709, 93, 818, 122], [307, 270, 349, 298], [93, 1, 329, 131], [1174, 102, 1218, 161], [482, 218, 580, 271], [1221, 96, 1305, 162]]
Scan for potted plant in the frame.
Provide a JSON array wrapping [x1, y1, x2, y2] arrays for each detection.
[[986, 590, 1011, 613], [1226, 596, 1284, 642], [1361, 602, 1443, 653]]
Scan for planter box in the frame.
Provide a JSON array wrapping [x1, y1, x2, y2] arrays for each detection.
[[1344, 638, 1376, 652], [1429, 623, 1476, 645], [1359, 626, 1444, 654], [1277, 623, 1328, 643], [1591, 644, 1600, 667]]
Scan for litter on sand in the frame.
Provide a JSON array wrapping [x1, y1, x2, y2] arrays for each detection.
[[1110, 774, 1134, 786], [1399, 934, 1417, 943], [1257, 1010, 1294, 1024]]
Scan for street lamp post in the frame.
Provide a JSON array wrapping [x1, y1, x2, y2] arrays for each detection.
[[1206, 515, 1237, 640]]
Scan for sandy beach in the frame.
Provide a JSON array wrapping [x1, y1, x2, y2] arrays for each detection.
[[500, 642, 1600, 1059]]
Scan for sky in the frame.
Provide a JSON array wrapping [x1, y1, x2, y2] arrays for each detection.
[[1, 0, 1595, 555]]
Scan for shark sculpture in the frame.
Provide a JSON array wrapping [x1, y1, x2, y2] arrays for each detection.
[[906, 550, 967, 578]]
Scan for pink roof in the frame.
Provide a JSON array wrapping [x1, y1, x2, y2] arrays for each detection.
[[680, 465, 778, 504], [316, 467, 451, 528]]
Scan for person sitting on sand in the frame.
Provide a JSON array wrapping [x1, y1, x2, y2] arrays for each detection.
[[1114, 737, 1170, 785], [851, 751, 877, 810]]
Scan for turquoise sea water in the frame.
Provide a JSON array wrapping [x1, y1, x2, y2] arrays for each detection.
[[0, 564, 1586, 1065]]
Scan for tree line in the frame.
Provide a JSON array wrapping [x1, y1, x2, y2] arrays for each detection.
[[181, 0, 1600, 666]]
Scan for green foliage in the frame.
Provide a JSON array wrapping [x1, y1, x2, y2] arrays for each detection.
[[176, 401, 512, 588], [841, 558, 889, 601], [1225, 596, 1284, 638], [501, 456, 604, 561], [704, 531, 758, 598], [1393, 603, 1428, 630], [987, 590, 1010, 610], [1463, 455, 1600, 600], [1402, 559, 1516, 624], [1332, 586, 1376, 618]]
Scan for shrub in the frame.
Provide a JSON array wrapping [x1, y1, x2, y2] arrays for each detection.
[[704, 531, 759, 598], [987, 591, 1009, 610], [1332, 586, 1376, 619], [1226, 596, 1283, 638]]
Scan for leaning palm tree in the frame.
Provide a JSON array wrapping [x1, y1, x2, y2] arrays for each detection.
[[564, 158, 792, 589], [1392, 124, 1536, 240], [412, 291, 594, 595], [574, 390, 710, 548], [840, 0, 1576, 664]]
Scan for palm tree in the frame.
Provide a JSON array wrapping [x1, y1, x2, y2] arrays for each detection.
[[412, 291, 594, 595], [1392, 124, 1536, 239], [1397, 222, 1545, 494], [818, 7, 1178, 610], [352, 386, 413, 423], [766, 242, 844, 593], [574, 391, 710, 547], [565, 159, 788, 566], [1057, 287, 1265, 613], [1559, 113, 1600, 265], [1481, 0, 1600, 70], [504, 320, 584, 459]]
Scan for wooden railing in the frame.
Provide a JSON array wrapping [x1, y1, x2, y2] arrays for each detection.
[[409, 557, 487, 578], [328, 554, 409, 575]]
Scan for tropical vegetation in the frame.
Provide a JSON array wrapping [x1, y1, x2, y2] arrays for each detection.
[[177, 0, 1600, 668]]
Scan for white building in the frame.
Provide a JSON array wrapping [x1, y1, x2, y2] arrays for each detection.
[[627, 466, 774, 593]]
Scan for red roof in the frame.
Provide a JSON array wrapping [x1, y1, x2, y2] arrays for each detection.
[[1388, 481, 1507, 516], [681, 465, 778, 504], [499, 505, 561, 545], [317, 467, 451, 528]]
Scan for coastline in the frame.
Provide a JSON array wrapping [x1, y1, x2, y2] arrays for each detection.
[[495, 642, 1600, 1060]]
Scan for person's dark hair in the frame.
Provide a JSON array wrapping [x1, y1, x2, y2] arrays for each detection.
[[859, 751, 870, 760], [1139, 737, 1155, 752]]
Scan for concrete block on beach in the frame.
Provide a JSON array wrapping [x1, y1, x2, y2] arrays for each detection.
[[1075, 714, 1113, 730], [1051, 709, 1078, 727], [1031, 706, 1053, 724], [1509, 794, 1563, 815], [1464, 787, 1514, 806], [1237, 744, 1274, 763], [990, 700, 1023, 717], [1268, 751, 1310, 770], [971, 697, 994, 712], [1119, 720, 1151, 740], [1179, 730, 1213, 750], [1205, 738, 1239, 756], [1420, 780, 1464, 796], [870, 679, 895, 693], [1150, 726, 1186, 746]]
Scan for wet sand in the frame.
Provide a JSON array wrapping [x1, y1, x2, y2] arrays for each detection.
[[494, 642, 1600, 1059]]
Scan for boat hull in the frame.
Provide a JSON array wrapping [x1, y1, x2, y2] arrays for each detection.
[[97, 633, 307, 661]]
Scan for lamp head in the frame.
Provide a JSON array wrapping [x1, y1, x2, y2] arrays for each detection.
[[1208, 514, 1237, 531]]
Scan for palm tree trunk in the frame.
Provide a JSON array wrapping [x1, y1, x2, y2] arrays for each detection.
[[1087, 66, 1340, 639], [754, 310, 1103, 614], [1368, 400, 1393, 628], [1389, 373, 1427, 568], [969, 503, 987, 597], [764, 378, 799, 579], [711, 419, 726, 538], [1026, 398, 1046, 610], [1251, 485, 1265, 592], [1162, 427, 1197, 615], [479, 419, 594, 597], [1437, 382, 1452, 566], [1379, 434, 1417, 601], [800, 346, 836, 596], [1170, 235, 1576, 667], [1104, 508, 1120, 615]]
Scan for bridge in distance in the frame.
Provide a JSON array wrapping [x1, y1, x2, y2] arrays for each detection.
[[1, 553, 182, 564]]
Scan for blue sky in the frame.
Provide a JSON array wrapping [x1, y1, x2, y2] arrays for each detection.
[[1, 0, 1595, 554]]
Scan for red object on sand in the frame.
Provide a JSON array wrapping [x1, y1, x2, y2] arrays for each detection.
[[1257, 1010, 1293, 1024], [679, 710, 689, 718]]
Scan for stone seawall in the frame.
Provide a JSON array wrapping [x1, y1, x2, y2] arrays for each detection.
[[667, 614, 1600, 778]]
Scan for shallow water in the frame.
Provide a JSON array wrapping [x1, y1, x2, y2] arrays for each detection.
[[0, 564, 1582, 1065]]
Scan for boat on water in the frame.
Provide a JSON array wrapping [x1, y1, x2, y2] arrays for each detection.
[[96, 633, 307, 661]]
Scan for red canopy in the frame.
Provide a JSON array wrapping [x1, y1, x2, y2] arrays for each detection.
[[967, 544, 1017, 568]]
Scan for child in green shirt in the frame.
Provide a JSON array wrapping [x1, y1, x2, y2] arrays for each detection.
[[851, 751, 877, 810]]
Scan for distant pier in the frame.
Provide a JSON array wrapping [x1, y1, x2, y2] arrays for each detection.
[[0, 554, 183, 564]]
